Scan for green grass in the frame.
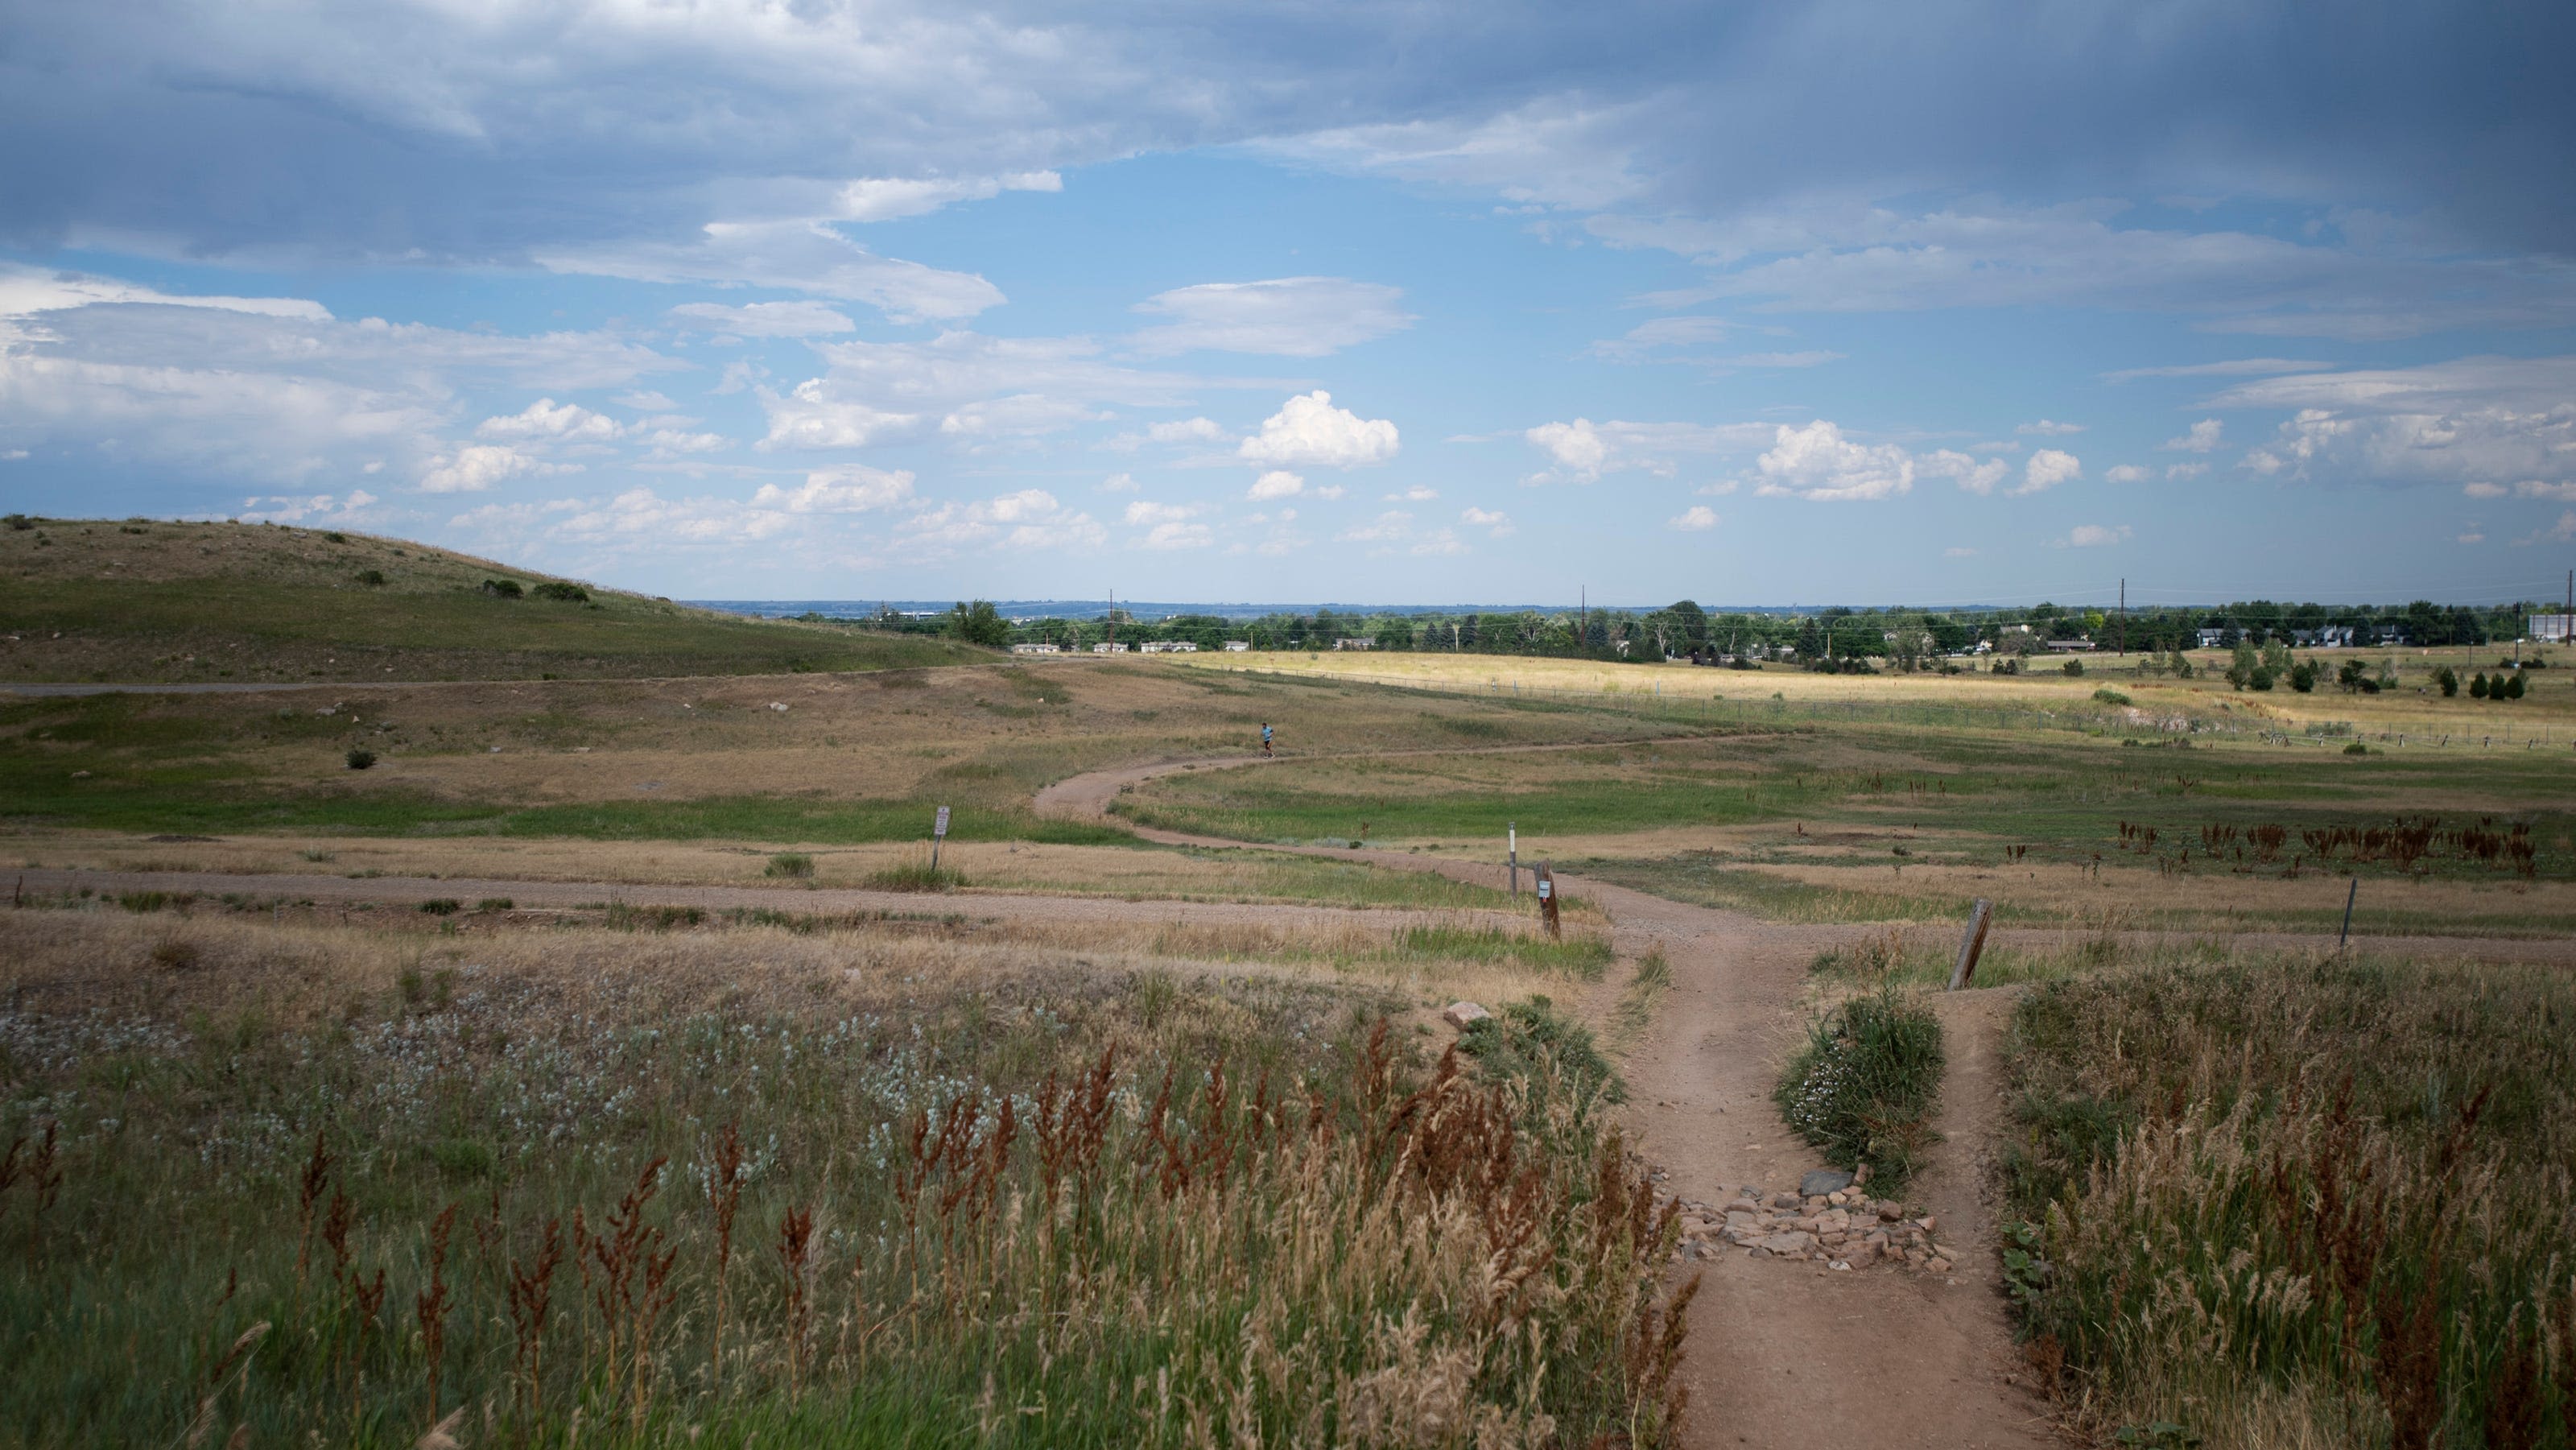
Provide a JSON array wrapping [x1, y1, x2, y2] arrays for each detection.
[[1388, 923, 1615, 979], [861, 858, 969, 892], [0, 519, 987, 683], [1772, 986, 1945, 1190], [2000, 954, 2576, 1446]]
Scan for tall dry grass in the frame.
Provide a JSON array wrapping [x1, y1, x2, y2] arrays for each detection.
[[2001, 952, 2576, 1448], [0, 904, 1690, 1447]]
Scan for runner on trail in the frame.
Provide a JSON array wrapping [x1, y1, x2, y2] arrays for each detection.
[[1261, 722, 1274, 757]]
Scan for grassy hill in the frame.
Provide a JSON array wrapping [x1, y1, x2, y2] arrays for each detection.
[[0, 516, 985, 682]]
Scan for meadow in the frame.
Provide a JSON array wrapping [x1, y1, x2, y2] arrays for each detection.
[[0, 894, 1681, 1448]]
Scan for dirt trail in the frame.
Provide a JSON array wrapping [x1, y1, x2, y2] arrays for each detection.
[[1041, 755, 2062, 1447]]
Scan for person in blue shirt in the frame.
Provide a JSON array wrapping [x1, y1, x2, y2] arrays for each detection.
[[1261, 722, 1274, 757]]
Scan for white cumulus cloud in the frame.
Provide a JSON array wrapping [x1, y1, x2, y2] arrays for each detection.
[[1247, 471, 1305, 501], [2063, 523, 2132, 547], [1239, 390, 1399, 468], [1670, 505, 1720, 531], [476, 398, 624, 444], [2018, 419, 2086, 436], [2163, 418, 2224, 452], [1129, 278, 1413, 357], [2024, 448, 2084, 493], [419, 444, 576, 494], [1461, 506, 1515, 536], [1752, 420, 1913, 501], [749, 466, 916, 513], [2104, 464, 2150, 483]]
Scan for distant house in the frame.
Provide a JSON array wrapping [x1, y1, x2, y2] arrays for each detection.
[[2045, 638, 2095, 652], [1009, 642, 1060, 655], [1332, 638, 1373, 651], [2314, 625, 2358, 648], [2528, 613, 2574, 642], [1091, 642, 1129, 655], [2374, 624, 2411, 646], [1137, 640, 1197, 654], [2196, 628, 2228, 650], [1222, 640, 1252, 652]]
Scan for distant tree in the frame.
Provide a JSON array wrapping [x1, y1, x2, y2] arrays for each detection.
[[2289, 660, 2318, 693], [2505, 671, 2527, 699], [2471, 672, 2490, 698], [2248, 666, 2274, 690], [2062, 659, 2086, 677], [948, 599, 1010, 648], [1664, 600, 1710, 651], [1376, 618, 1417, 651], [1795, 618, 1824, 660], [2435, 666, 2458, 696]]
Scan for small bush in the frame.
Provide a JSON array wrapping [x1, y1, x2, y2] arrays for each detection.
[[480, 578, 524, 598], [864, 859, 968, 892], [345, 748, 377, 770], [1773, 986, 1944, 1189], [418, 898, 461, 915], [148, 939, 202, 971], [2062, 659, 2084, 676], [2436, 665, 2458, 696], [1457, 996, 1624, 1138], [764, 852, 815, 878], [323, 531, 348, 543], [2343, 741, 2368, 755], [2470, 671, 2489, 698], [476, 897, 514, 911], [353, 568, 386, 586], [3, 514, 32, 531], [2091, 688, 2131, 706], [2247, 666, 2274, 691], [531, 580, 589, 602], [2288, 661, 2317, 692], [2505, 671, 2526, 699]]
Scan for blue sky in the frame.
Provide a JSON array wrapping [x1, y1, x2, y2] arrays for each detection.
[[3, 1, 2574, 607]]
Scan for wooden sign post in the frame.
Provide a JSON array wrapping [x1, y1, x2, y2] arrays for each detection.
[[1947, 898, 1992, 990], [1534, 864, 1560, 939], [931, 805, 952, 870]]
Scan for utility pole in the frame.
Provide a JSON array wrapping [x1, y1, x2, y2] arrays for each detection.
[[2118, 577, 2126, 656]]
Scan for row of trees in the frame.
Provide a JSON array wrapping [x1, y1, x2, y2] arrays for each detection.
[[844, 597, 2555, 664]]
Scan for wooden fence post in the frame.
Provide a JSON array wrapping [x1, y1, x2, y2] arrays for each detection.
[[1947, 898, 1993, 990], [1534, 865, 1560, 940]]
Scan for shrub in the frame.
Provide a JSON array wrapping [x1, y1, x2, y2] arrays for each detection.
[[2505, 671, 2526, 699], [1773, 986, 1944, 1189], [2470, 671, 2489, 698], [2, 514, 32, 531], [2248, 666, 2275, 691], [2062, 659, 2084, 675], [2436, 665, 2458, 696], [864, 859, 968, 892], [353, 568, 386, 587], [2091, 687, 2131, 706], [947, 598, 1010, 648], [2288, 660, 2317, 692], [480, 578, 525, 598], [476, 898, 514, 911], [2343, 741, 2368, 754], [764, 852, 815, 878], [418, 898, 462, 915], [345, 748, 377, 770], [323, 531, 347, 543], [531, 580, 589, 602], [148, 939, 202, 970], [1457, 995, 1624, 1138]]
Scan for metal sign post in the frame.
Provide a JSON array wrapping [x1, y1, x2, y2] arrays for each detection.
[[1534, 864, 1559, 939], [931, 805, 952, 870], [1508, 823, 1518, 900]]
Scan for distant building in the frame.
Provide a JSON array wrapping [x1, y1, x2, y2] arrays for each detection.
[[2530, 613, 2574, 642], [1222, 640, 1252, 652], [2045, 638, 2095, 652], [1009, 642, 1061, 655], [2374, 624, 2411, 646], [1137, 640, 1197, 653], [2196, 628, 2228, 650], [1091, 642, 1129, 655], [2314, 626, 2358, 648], [1332, 638, 1373, 651]]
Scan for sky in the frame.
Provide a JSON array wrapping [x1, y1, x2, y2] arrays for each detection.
[[3, 1, 2574, 609]]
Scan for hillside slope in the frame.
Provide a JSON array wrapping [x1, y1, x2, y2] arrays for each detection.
[[0, 516, 984, 682]]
